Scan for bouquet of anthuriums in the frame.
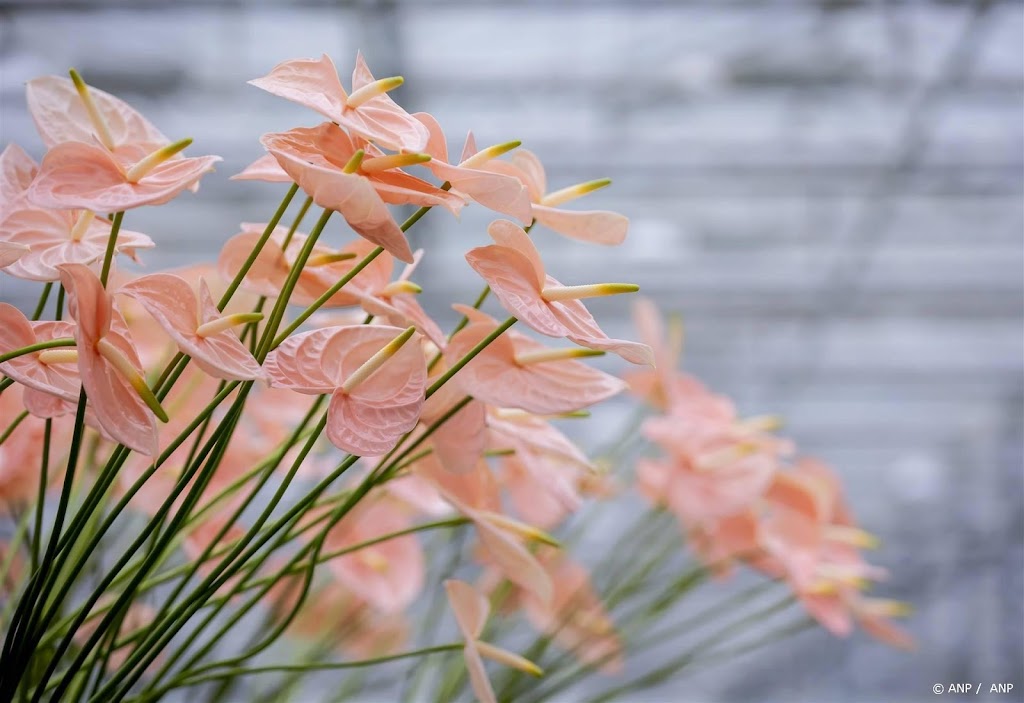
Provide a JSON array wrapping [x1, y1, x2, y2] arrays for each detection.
[[0, 53, 912, 703]]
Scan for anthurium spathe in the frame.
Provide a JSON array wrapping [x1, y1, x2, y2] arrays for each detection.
[[2, 208, 153, 281], [261, 123, 463, 264], [0, 144, 38, 222], [27, 73, 170, 160], [119, 273, 265, 381], [322, 495, 425, 615], [217, 223, 363, 307], [264, 324, 427, 455], [445, 304, 627, 414], [0, 302, 80, 413], [0, 241, 28, 267], [465, 219, 653, 365], [445, 579, 542, 703], [58, 263, 166, 456], [485, 149, 628, 245], [28, 137, 220, 212], [414, 113, 532, 225], [250, 52, 429, 152]]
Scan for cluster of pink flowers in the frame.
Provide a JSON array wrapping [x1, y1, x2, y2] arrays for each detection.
[[0, 51, 910, 701], [628, 300, 914, 650]]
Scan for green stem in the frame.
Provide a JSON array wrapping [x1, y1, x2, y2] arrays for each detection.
[[426, 317, 515, 399], [0, 410, 29, 444], [217, 184, 298, 308], [31, 283, 53, 321], [134, 644, 462, 702], [98, 212, 124, 286], [0, 338, 76, 364], [31, 420, 51, 572]]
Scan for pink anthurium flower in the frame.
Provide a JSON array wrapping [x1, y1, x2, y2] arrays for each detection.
[[261, 123, 462, 264], [58, 263, 165, 456], [25, 72, 219, 212], [414, 113, 532, 225], [217, 223, 365, 307], [520, 552, 624, 674], [624, 297, 688, 410], [484, 149, 628, 245], [465, 220, 653, 365], [353, 248, 446, 348], [264, 325, 426, 456], [444, 580, 543, 703], [417, 457, 554, 604], [0, 302, 80, 413], [249, 53, 428, 152], [445, 304, 627, 414], [323, 496, 425, 615], [417, 376, 487, 475], [119, 273, 265, 381], [2, 208, 153, 281]]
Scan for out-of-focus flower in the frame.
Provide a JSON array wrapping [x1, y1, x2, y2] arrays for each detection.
[[624, 297, 687, 410], [418, 457, 553, 603], [119, 273, 264, 381], [261, 123, 461, 263], [264, 325, 426, 455], [322, 495, 424, 614], [250, 53, 428, 152], [0, 241, 28, 267], [520, 551, 623, 673], [466, 220, 652, 365], [484, 149, 628, 245], [59, 263, 165, 456], [445, 579, 542, 703], [445, 304, 626, 414]]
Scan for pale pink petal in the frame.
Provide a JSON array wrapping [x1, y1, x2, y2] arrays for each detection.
[[261, 126, 414, 263], [531, 205, 628, 246], [444, 579, 489, 639], [0, 241, 29, 267], [26, 76, 169, 157], [326, 327, 426, 455], [444, 580, 497, 703], [421, 383, 486, 474], [28, 142, 220, 211], [231, 154, 291, 182], [248, 55, 349, 124], [59, 263, 158, 456], [414, 114, 531, 224], [344, 52, 429, 152], [464, 245, 566, 338], [486, 220, 545, 286], [120, 274, 263, 381], [509, 150, 547, 202], [217, 230, 289, 298], [264, 327, 347, 394], [368, 169, 465, 218], [474, 516, 553, 604], [545, 283, 655, 366], [0, 305, 78, 403], [0, 144, 38, 221], [446, 323, 626, 414]]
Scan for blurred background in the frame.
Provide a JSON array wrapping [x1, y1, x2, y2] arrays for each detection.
[[1, 1, 1021, 701]]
